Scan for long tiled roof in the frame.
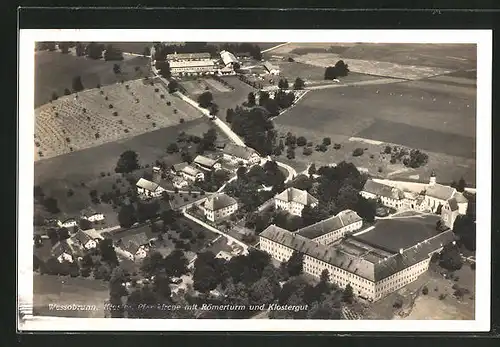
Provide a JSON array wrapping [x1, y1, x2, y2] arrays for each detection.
[[425, 184, 456, 201], [296, 209, 362, 240], [223, 143, 258, 160], [170, 60, 215, 68], [166, 52, 211, 60], [173, 162, 188, 172], [453, 191, 469, 204], [194, 155, 218, 168], [52, 241, 73, 257], [275, 187, 318, 206], [204, 193, 237, 211], [262, 61, 279, 71], [362, 179, 405, 200], [74, 230, 93, 244], [136, 178, 160, 192], [220, 50, 239, 65], [260, 224, 455, 282], [182, 165, 203, 177]]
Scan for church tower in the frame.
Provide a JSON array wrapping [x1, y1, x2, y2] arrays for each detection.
[[429, 170, 436, 186]]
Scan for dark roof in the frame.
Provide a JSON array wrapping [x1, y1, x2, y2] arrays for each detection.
[[260, 223, 455, 282], [166, 52, 211, 60], [262, 61, 279, 71], [297, 210, 362, 240], [194, 155, 218, 168], [447, 198, 459, 211], [362, 179, 405, 200], [425, 184, 456, 201], [275, 187, 318, 206], [123, 241, 141, 254], [453, 191, 468, 204], [74, 230, 93, 244], [204, 193, 237, 211], [51, 241, 73, 257], [350, 217, 442, 253]]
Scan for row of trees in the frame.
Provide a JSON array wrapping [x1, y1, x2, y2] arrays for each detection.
[[278, 77, 305, 90], [197, 91, 219, 116]]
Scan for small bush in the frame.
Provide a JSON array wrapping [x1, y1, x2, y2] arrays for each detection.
[[322, 137, 331, 146], [87, 116, 91, 121], [82, 108, 87, 113], [100, 90, 104, 95], [66, 137, 71, 143], [104, 96, 108, 100], [146, 114, 151, 119], [333, 143, 341, 150], [378, 167, 383, 173], [154, 88, 159, 92], [124, 129, 129, 133], [306, 141, 313, 147], [109, 104, 114, 109], [297, 136, 307, 147], [179, 118, 184, 123], [160, 94, 165, 99], [422, 286, 429, 295], [95, 133, 100, 139], [389, 158, 397, 164], [118, 120, 123, 125], [384, 145, 392, 154], [113, 111, 118, 116], [303, 147, 313, 156], [152, 122, 156, 128], [439, 294, 447, 300], [352, 148, 364, 157], [370, 154, 374, 159], [392, 299, 403, 309], [167, 101, 171, 106], [174, 109, 178, 114]]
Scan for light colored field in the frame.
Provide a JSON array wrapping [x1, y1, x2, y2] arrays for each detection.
[[294, 53, 451, 80], [34, 78, 202, 161]]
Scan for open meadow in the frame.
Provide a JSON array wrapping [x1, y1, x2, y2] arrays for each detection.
[[274, 72, 476, 184], [35, 78, 202, 161], [35, 50, 151, 107]]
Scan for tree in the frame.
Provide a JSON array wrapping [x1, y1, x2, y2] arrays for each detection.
[[342, 283, 354, 303], [439, 243, 463, 271], [285, 251, 303, 277], [118, 204, 137, 228], [75, 42, 85, 56], [193, 251, 225, 293], [296, 136, 307, 147], [99, 238, 118, 266], [72, 76, 84, 92], [140, 251, 165, 277], [293, 77, 305, 90], [457, 177, 466, 192], [453, 215, 476, 251], [226, 108, 235, 123], [384, 145, 392, 154], [258, 91, 270, 106], [161, 209, 178, 227], [163, 249, 188, 277], [58, 227, 70, 241], [324, 66, 338, 80], [42, 197, 60, 214], [352, 148, 364, 157], [166, 143, 179, 154], [278, 78, 289, 89], [197, 91, 214, 108], [115, 150, 139, 173], [167, 80, 178, 94], [104, 44, 124, 61], [85, 42, 104, 60], [322, 137, 331, 146], [247, 92, 256, 106], [58, 42, 70, 54], [308, 163, 317, 177], [113, 63, 121, 74]]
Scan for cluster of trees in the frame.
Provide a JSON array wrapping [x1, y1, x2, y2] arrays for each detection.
[[194, 169, 230, 192], [197, 91, 219, 116], [219, 43, 263, 60], [324, 60, 350, 80], [115, 150, 140, 173], [450, 177, 467, 193], [155, 60, 171, 79], [85, 42, 106, 60], [228, 106, 276, 155], [117, 200, 161, 228], [103, 44, 124, 61], [437, 243, 463, 271], [257, 90, 296, 118], [453, 193, 476, 251], [36, 42, 57, 51], [34, 186, 61, 214], [246, 207, 303, 234], [300, 162, 376, 225], [194, 128, 218, 155], [384, 146, 429, 168]]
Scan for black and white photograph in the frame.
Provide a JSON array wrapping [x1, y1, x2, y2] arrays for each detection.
[[17, 29, 491, 332]]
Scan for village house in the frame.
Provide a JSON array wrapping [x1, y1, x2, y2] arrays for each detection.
[[72, 230, 97, 250], [221, 143, 261, 166], [297, 210, 363, 245], [360, 179, 406, 210], [58, 218, 77, 229], [181, 165, 205, 182], [193, 155, 222, 172], [80, 207, 105, 223], [202, 193, 238, 222], [52, 241, 74, 263], [136, 178, 166, 198], [262, 61, 280, 75], [117, 231, 154, 261], [274, 187, 319, 217]]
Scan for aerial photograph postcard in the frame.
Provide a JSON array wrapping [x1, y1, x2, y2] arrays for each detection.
[[18, 29, 491, 332]]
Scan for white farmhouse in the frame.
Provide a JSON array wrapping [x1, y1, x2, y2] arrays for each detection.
[[181, 165, 205, 182], [274, 187, 318, 217], [73, 230, 97, 250], [262, 61, 280, 75], [202, 193, 238, 222], [222, 143, 261, 166], [136, 178, 165, 198], [193, 155, 222, 172], [81, 207, 105, 222]]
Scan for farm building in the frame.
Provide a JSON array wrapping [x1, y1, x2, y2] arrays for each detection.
[[201, 193, 238, 222], [220, 50, 239, 66], [180, 165, 205, 182], [274, 187, 318, 217], [116, 230, 155, 261], [80, 207, 105, 222], [259, 217, 456, 302], [136, 178, 166, 198], [72, 230, 97, 250], [296, 209, 363, 245], [361, 179, 406, 210], [169, 60, 217, 76], [167, 52, 212, 61], [193, 155, 222, 172], [172, 176, 189, 189], [262, 61, 280, 75], [221, 143, 261, 165], [52, 241, 74, 263], [59, 218, 77, 229]]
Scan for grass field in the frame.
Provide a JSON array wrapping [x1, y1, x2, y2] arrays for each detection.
[[34, 117, 230, 217], [35, 78, 202, 161], [274, 78, 476, 184], [33, 274, 110, 318], [35, 51, 151, 107]]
